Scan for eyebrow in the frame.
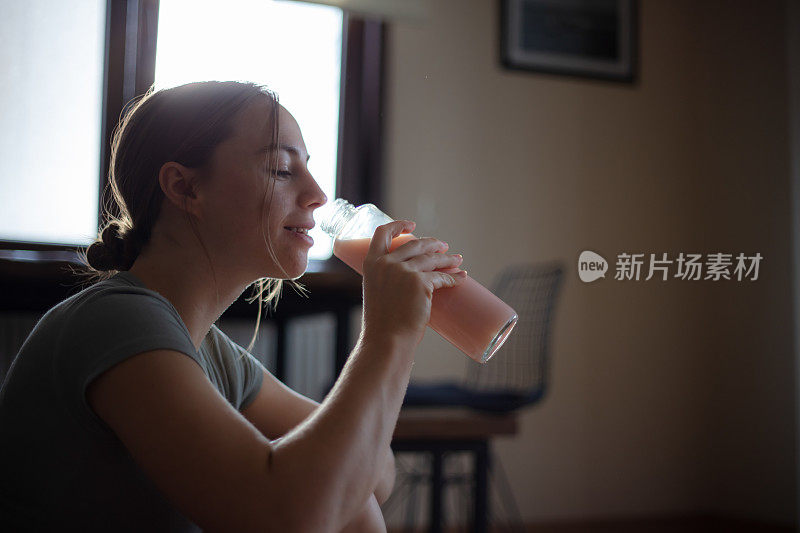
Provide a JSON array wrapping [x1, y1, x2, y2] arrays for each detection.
[[262, 144, 310, 163]]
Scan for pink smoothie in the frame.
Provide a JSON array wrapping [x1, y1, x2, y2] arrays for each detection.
[[333, 234, 518, 363]]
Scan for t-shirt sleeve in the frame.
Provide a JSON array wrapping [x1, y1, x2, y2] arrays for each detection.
[[55, 286, 203, 435], [200, 325, 265, 411]]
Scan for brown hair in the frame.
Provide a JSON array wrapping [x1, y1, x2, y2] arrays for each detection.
[[77, 80, 306, 353]]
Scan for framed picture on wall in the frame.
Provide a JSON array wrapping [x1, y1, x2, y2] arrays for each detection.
[[499, 0, 637, 83]]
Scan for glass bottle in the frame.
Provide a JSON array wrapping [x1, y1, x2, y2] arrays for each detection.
[[317, 198, 517, 364]]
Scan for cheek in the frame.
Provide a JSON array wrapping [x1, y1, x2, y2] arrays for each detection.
[[206, 186, 263, 240], [263, 184, 290, 229], [235, 174, 270, 220]]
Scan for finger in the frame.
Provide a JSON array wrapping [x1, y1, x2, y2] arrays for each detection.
[[368, 220, 416, 258], [426, 270, 468, 291], [390, 237, 449, 263], [435, 265, 464, 274], [404, 252, 463, 273]]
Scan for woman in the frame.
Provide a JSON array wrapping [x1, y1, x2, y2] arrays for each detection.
[[0, 81, 466, 532]]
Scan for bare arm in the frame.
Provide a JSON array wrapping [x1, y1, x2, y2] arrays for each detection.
[[340, 495, 387, 533], [267, 332, 415, 531], [242, 368, 396, 506], [266, 221, 462, 530], [276, 433, 384, 533], [272, 435, 387, 533]]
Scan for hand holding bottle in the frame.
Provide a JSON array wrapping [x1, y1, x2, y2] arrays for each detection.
[[361, 220, 466, 349]]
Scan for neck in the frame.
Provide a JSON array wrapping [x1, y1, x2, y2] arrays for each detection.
[[127, 241, 252, 351]]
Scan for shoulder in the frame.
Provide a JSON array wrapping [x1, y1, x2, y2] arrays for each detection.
[[70, 276, 184, 323], [56, 276, 192, 352], [17, 276, 203, 434]]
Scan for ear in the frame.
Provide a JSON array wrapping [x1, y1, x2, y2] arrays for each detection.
[[158, 161, 203, 219]]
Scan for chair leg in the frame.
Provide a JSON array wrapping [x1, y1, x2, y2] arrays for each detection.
[[431, 450, 445, 532], [393, 449, 527, 533], [448, 452, 472, 533], [444, 452, 472, 532], [402, 473, 419, 533], [443, 452, 457, 531], [396, 450, 474, 532], [402, 453, 428, 532], [440, 450, 480, 533], [437, 448, 526, 533], [489, 449, 526, 533]]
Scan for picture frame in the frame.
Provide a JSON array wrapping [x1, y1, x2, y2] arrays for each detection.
[[499, 0, 638, 83]]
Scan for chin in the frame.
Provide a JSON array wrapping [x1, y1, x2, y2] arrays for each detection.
[[263, 256, 308, 280], [283, 267, 307, 280]]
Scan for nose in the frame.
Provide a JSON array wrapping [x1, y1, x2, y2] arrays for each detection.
[[301, 174, 328, 210]]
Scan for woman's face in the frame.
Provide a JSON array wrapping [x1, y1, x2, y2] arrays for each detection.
[[197, 97, 327, 281]]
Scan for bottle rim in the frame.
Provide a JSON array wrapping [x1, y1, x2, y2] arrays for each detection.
[[319, 198, 357, 238]]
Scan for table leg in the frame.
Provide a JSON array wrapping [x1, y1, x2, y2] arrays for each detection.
[[391, 439, 493, 533], [431, 449, 443, 533], [474, 441, 489, 533]]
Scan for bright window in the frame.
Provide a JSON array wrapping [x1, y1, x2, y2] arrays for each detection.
[[154, 0, 342, 260], [0, 0, 106, 246]]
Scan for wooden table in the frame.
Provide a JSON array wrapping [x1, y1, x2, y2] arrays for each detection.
[[391, 408, 519, 533]]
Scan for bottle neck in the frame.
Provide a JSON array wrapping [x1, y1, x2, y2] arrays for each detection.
[[319, 198, 358, 239]]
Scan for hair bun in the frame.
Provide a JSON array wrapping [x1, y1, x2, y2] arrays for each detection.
[[101, 222, 126, 255], [85, 221, 138, 272]]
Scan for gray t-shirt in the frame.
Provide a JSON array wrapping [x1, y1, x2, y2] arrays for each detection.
[[0, 270, 265, 531]]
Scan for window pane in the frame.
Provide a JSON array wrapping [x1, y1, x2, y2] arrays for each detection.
[[154, 0, 342, 261], [0, 0, 105, 246]]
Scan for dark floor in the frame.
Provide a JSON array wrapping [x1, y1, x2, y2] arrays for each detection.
[[388, 515, 796, 533]]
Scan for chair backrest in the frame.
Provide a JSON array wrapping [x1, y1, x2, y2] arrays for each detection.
[[462, 261, 565, 402]]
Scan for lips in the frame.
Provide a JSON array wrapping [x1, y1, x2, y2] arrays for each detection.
[[284, 226, 314, 246], [283, 222, 315, 229]]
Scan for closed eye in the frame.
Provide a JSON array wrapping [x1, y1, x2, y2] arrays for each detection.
[[277, 170, 292, 178]]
